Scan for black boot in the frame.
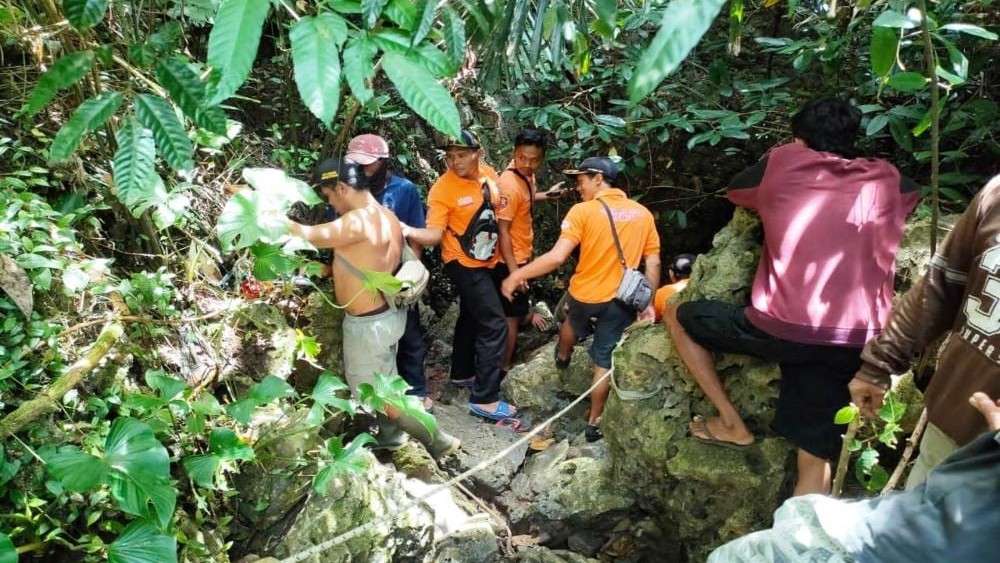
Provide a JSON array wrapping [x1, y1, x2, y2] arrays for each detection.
[[394, 413, 461, 459]]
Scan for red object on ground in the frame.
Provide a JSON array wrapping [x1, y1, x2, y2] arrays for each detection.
[[240, 278, 262, 299]]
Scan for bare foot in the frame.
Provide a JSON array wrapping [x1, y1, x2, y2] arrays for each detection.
[[689, 415, 754, 446]]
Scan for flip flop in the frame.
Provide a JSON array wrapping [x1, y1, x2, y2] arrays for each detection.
[[495, 417, 528, 433], [469, 400, 518, 422], [689, 416, 753, 450]]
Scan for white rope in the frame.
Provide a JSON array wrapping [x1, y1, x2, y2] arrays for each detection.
[[278, 334, 628, 563]]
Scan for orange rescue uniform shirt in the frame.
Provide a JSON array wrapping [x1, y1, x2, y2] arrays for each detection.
[[496, 162, 535, 265], [426, 164, 501, 268], [653, 279, 689, 321], [559, 188, 661, 304]]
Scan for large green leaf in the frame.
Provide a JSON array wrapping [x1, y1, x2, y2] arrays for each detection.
[[382, 52, 461, 138], [145, 369, 187, 400], [249, 375, 296, 403], [43, 446, 108, 491], [206, 0, 270, 103], [627, 0, 727, 103], [358, 373, 436, 434], [0, 532, 15, 563], [870, 26, 898, 78], [362, 0, 390, 28], [312, 433, 375, 494], [306, 371, 355, 425], [939, 22, 998, 41], [155, 56, 227, 134], [134, 94, 195, 173], [872, 10, 919, 29], [104, 418, 175, 528], [63, 0, 109, 30], [19, 51, 94, 118], [209, 428, 254, 461], [887, 71, 927, 92], [290, 14, 347, 128], [108, 520, 177, 563], [384, 0, 417, 29], [372, 30, 457, 77], [243, 167, 322, 208], [343, 35, 377, 104], [181, 454, 219, 488], [113, 118, 158, 212], [251, 242, 303, 280], [443, 7, 466, 67], [49, 91, 122, 163], [411, 0, 437, 46], [216, 190, 288, 251]]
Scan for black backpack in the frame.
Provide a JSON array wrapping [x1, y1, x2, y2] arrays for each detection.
[[452, 180, 499, 261]]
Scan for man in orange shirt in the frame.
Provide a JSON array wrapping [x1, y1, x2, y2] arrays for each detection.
[[654, 254, 695, 322], [495, 128, 570, 371], [502, 157, 661, 441], [402, 130, 517, 421]]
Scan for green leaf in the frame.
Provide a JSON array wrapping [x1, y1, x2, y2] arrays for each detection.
[[936, 35, 969, 80], [343, 36, 377, 104], [0, 532, 15, 563], [19, 51, 95, 118], [372, 30, 456, 77], [362, 270, 403, 297], [103, 418, 174, 528], [870, 26, 897, 78], [381, 52, 461, 138], [155, 56, 227, 134], [313, 433, 375, 494], [206, 0, 271, 103], [866, 463, 889, 491], [181, 454, 219, 488], [144, 369, 186, 400], [359, 373, 436, 434], [216, 190, 287, 251], [43, 446, 108, 491], [290, 14, 346, 129], [362, 0, 390, 28], [877, 392, 906, 423], [251, 243, 302, 280], [63, 0, 109, 30], [113, 118, 158, 214], [887, 71, 926, 92], [872, 10, 918, 29], [384, 0, 417, 29], [939, 23, 998, 41], [243, 167, 322, 207], [833, 404, 858, 424], [627, 0, 727, 103], [249, 375, 296, 403], [443, 7, 466, 68], [411, 0, 437, 46], [209, 428, 254, 461], [866, 113, 889, 136], [134, 94, 195, 173], [108, 520, 177, 563], [226, 398, 256, 425]]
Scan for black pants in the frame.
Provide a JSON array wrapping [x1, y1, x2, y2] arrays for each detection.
[[445, 261, 508, 404], [396, 306, 427, 397]]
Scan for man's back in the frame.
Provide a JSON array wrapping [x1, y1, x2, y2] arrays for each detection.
[[729, 142, 919, 346], [332, 204, 403, 316]]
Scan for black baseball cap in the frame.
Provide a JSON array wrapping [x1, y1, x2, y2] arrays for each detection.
[[310, 157, 367, 189], [437, 129, 481, 150], [562, 156, 620, 183]]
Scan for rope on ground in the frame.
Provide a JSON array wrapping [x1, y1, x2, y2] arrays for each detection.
[[277, 333, 630, 563]]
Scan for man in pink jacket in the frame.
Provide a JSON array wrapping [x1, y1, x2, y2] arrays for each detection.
[[664, 98, 919, 495]]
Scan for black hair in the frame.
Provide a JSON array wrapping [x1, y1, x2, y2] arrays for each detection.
[[514, 128, 548, 152], [790, 98, 862, 158], [669, 253, 696, 279]]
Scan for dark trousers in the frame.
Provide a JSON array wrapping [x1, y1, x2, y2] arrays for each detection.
[[396, 305, 427, 397], [445, 261, 508, 404]]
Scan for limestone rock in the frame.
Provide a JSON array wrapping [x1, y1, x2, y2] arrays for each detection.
[[894, 213, 958, 287], [270, 451, 435, 563], [300, 291, 346, 378], [501, 343, 592, 417], [511, 546, 600, 563], [430, 514, 501, 563], [216, 301, 298, 387]]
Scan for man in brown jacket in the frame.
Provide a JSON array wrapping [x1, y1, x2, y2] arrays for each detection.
[[850, 174, 1000, 488]]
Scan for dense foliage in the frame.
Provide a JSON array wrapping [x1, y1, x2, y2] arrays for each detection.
[[0, 0, 996, 561]]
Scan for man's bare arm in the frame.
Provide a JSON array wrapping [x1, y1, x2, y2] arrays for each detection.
[[289, 217, 360, 249], [401, 224, 444, 247], [498, 219, 519, 269]]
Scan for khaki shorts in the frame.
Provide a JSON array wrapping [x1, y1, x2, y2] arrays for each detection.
[[905, 421, 958, 490], [342, 307, 406, 395]]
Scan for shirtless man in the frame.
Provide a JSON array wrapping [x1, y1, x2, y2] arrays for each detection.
[[288, 158, 459, 458]]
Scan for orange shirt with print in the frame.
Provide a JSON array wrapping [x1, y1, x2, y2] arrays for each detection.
[[653, 279, 689, 321], [426, 164, 501, 268], [496, 162, 535, 265], [559, 188, 661, 304]]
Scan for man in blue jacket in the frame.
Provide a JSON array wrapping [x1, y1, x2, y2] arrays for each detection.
[[346, 134, 432, 410]]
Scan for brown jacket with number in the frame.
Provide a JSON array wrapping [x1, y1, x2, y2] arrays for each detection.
[[857, 175, 1000, 446]]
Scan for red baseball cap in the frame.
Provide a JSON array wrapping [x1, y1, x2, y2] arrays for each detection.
[[345, 134, 390, 165]]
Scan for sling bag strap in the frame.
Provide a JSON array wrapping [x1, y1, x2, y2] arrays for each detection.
[[596, 198, 628, 270], [506, 167, 535, 216], [446, 180, 494, 238]]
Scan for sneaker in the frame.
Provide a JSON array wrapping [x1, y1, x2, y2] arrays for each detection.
[[585, 424, 603, 443]]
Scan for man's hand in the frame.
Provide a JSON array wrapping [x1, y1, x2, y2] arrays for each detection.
[[507, 265, 529, 292], [848, 376, 887, 419], [637, 304, 656, 324], [288, 221, 303, 238], [500, 273, 521, 301], [969, 392, 1000, 432], [399, 222, 412, 239], [539, 181, 567, 200], [529, 312, 551, 331]]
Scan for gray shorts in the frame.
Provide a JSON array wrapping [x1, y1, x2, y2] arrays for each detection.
[[342, 307, 407, 395]]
